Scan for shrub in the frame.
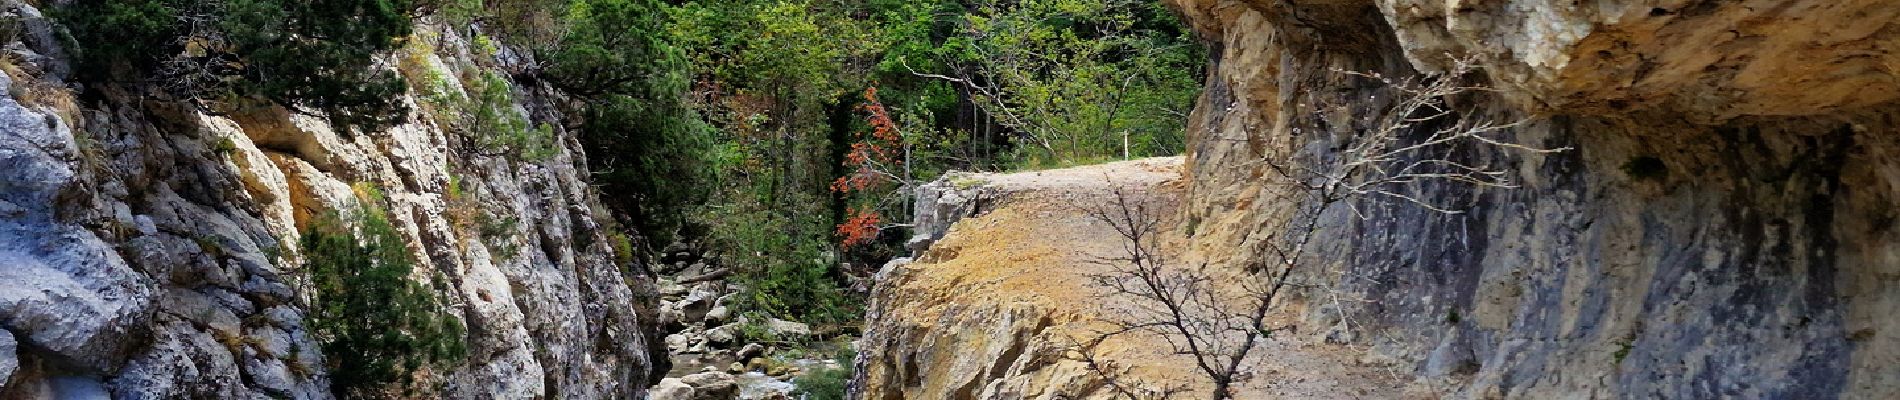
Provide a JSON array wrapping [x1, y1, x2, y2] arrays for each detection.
[[459, 71, 558, 161], [540, 0, 676, 96], [579, 82, 711, 248], [708, 193, 860, 326], [411, 56, 558, 162], [60, 0, 416, 133], [470, 0, 714, 247], [793, 349, 856, 400], [302, 186, 466, 399]]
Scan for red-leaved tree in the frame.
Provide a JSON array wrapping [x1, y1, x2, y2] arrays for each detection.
[[833, 86, 909, 248]]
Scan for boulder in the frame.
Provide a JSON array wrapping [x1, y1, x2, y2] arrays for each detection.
[[679, 371, 738, 400], [685, 337, 709, 354], [665, 334, 691, 354], [660, 280, 690, 297], [0, 329, 16, 390], [658, 301, 685, 328], [735, 343, 766, 361], [704, 306, 730, 325], [649, 378, 695, 400], [704, 324, 737, 346], [676, 285, 719, 323], [764, 319, 810, 337]]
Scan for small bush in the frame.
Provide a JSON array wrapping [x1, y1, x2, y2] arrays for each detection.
[[608, 231, 637, 266], [478, 212, 521, 261], [461, 71, 557, 161], [302, 186, 466, 399], [793, 349, 856, 400], [413, 58, 558, 162]]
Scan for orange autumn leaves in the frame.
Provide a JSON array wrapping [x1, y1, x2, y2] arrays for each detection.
[[834, 87, 902, 248]]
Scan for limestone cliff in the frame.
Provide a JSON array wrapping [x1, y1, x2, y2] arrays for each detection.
[[1169, 0, 1897, 397], [0, 4, 662, 399], [859, 0, 1900, 399]]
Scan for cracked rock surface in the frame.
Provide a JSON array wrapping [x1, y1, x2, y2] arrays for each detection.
[[0, 4, 662, 398]]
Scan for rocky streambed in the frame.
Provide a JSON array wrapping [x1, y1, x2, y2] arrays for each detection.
[[646, 243, 851, 400]]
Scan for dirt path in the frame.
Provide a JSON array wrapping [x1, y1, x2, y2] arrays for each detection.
[[867, 157, 1436, 399]]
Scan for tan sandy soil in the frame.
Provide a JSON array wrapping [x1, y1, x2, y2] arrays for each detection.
[[882, 157, 1441, 399]]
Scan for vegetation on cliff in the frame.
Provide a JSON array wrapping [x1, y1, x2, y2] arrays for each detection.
[[302, 186, 467, 399], [62, 0, 418, 132]]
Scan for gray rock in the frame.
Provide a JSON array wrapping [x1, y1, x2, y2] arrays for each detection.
[[905, 173, 992, 256], [1421, 329, 1476, 378], [4, 1, 71, 80], [680, 371, 739, 400], [0, 329, 16, 390], [735, 343, 766, 361], [249, 327, 293, 359], [705, 324, 737, 346], [243, 356, 298, 396], [0, 252, 154, 374], [659, 301, 685, 327], [666, 333, 692, 354], [49, 376, 112, 400], [660, 280, 690, 297], [678, 285, 719, 322], [112, 320, 250, 399], [0, 20, 665, 399], [764, 319, 810, 337], [704, 306, 731, 325], [0, 71, 156, 373], [159, 289, 242, 337], [650, 378, 695, 400]]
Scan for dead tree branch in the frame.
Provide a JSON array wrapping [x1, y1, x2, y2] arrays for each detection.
[[1075, 56, 1564, 400]]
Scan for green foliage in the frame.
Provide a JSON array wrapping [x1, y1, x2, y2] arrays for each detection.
[[60, 0, 416, 133], [464, 73, 557, 161], [793, 348, 856, 400], [405, 40, 559, 163], [583, 93, 712, 247], [478, 212, 521, 260], [302, 186, 466, 399], [540, 0, 676, 95], [666, 1, 885, 323], [705, 189, 860, 326], [929, 0, 1204, 165], [213, 137, 238, 155], [660, 0, 1203, 329], [454, 0, 717, 246], [608, 231, 638, 266]]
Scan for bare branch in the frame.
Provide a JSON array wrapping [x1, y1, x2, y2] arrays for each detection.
[[1074, 55, 1565, 400]]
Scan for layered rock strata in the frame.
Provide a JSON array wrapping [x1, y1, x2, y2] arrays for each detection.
[[0, 7, 662, 399]]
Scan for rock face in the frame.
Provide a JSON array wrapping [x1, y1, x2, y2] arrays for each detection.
[[855, 159, 1221, 400], [0, 5, 662, 399], [904, 173, 994, 256], [1166, 0, 1898, 398], [858, 1, 1900, 399]]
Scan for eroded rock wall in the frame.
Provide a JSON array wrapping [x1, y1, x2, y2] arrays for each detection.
[[0, 5, 662, 399], [1171, 0, 1898, 398]]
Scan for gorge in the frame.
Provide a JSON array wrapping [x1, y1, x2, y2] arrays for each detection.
[[2, 0, 1898, 399]]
